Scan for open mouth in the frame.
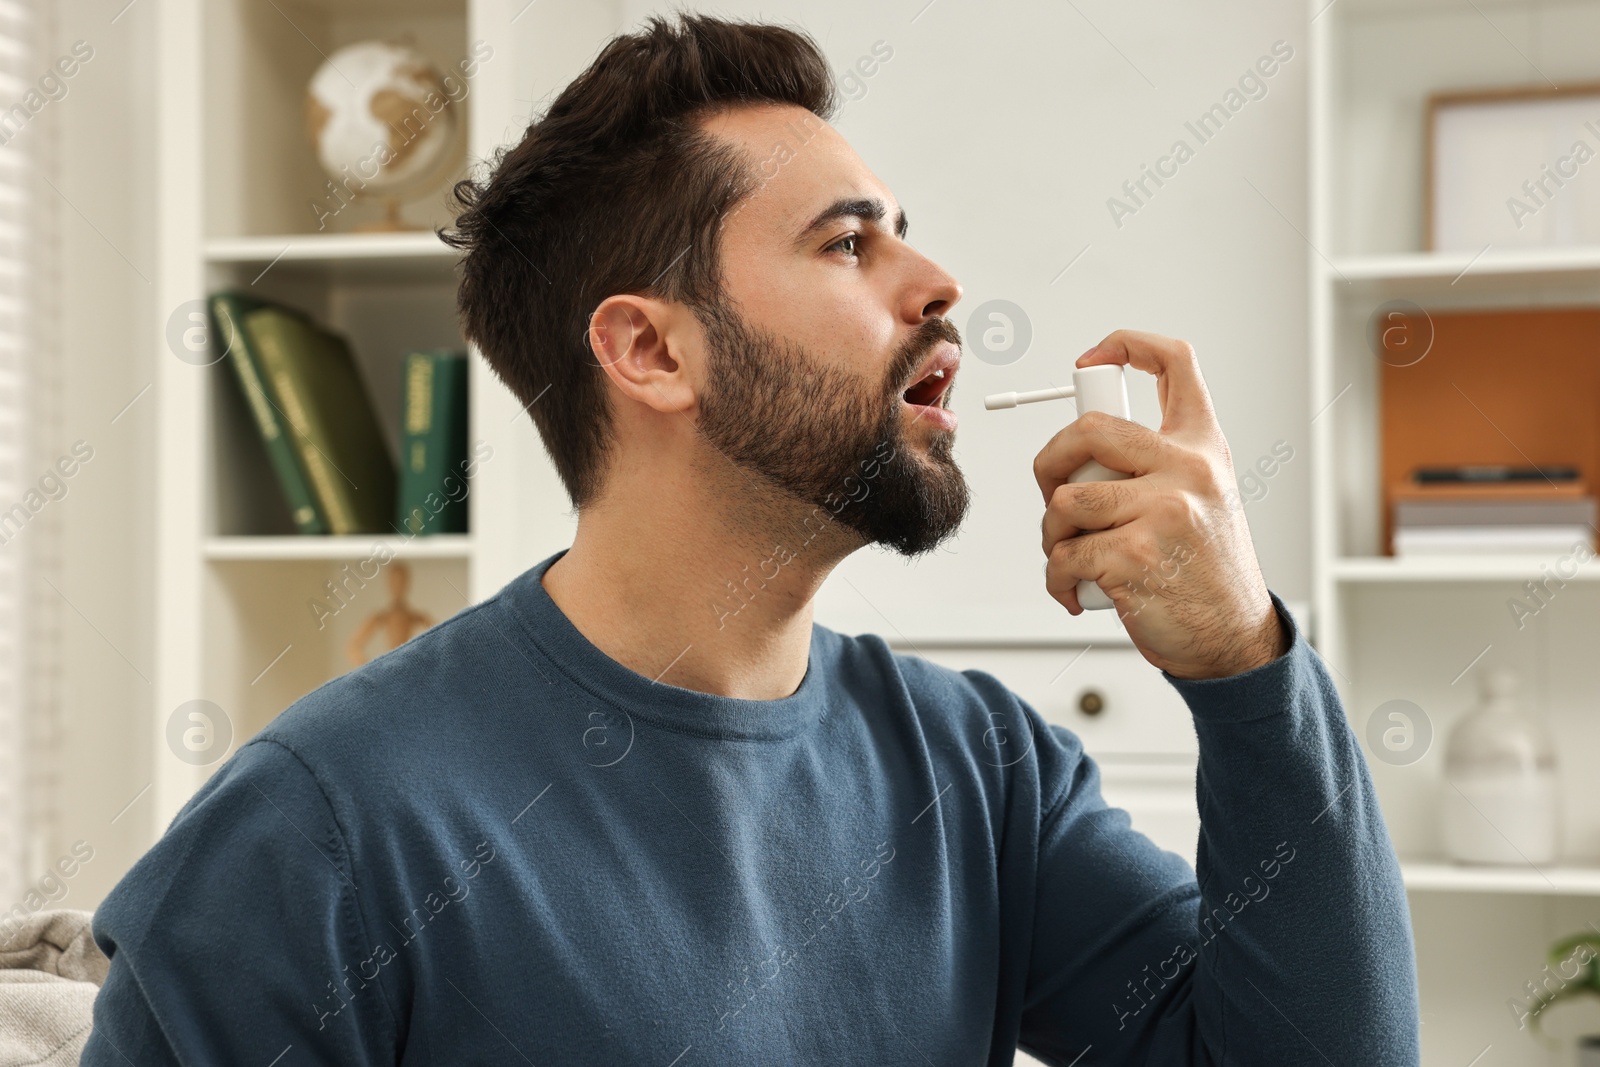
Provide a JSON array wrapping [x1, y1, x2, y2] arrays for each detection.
[[902, 366, 953, 408]]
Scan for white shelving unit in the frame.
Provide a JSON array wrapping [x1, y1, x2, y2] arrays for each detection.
[[1311, 0, 1600, 1062], [150, 0, 618, 836]]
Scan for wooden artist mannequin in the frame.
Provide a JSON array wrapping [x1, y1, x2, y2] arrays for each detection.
[[346, 561, 435, 667]]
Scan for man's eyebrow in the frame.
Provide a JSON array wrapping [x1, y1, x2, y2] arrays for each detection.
[[794, 197, 909, 245]]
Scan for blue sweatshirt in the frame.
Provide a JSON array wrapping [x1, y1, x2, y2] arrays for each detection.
[[83, 548, 1419, 1065]]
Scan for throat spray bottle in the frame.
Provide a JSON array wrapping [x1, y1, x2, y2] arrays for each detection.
[[985, 364, 1132, 610]]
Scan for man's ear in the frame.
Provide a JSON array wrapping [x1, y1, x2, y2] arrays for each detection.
[[587, 295, 696, 415]]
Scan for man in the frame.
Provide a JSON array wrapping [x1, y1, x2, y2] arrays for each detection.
[[84, 14, 1418, 1066]]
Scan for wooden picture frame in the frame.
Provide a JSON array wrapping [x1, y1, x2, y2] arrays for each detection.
[[1425, 81, 1600, 252]]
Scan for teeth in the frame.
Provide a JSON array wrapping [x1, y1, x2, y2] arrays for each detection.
[[904, 365, 951, 404]]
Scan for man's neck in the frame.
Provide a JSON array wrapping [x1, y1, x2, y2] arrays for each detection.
[[540, 481, 861, 701]]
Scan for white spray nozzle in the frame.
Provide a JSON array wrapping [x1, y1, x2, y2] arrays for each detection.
[[983, 384, 1079, 410]]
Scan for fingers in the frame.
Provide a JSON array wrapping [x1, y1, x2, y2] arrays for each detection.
[[1076, 329, 1217, 438], [1044, 527, 1126, 613], [1045, 521, 1201, 621], [1032, 409, 1165, 504], [1041, 477, 1142, 551]]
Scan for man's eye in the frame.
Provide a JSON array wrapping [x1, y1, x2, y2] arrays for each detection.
[[827, 234, 859, 257]]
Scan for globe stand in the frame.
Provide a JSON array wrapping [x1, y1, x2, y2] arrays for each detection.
[[352, 196, 419, 233]]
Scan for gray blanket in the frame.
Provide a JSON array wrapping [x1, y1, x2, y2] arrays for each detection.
[[0, 909, 106, 1067]]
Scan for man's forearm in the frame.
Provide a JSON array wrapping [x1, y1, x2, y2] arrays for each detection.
[[1162, 591, 1420, 1065]]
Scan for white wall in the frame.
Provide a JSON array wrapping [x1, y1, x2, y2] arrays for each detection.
[[29, 0, 157, 908]]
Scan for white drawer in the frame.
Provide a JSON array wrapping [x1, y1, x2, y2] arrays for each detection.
[[903, 645, 1198, 757], [1096, 756, 1199, 870]]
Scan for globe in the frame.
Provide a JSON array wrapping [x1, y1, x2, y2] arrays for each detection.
[[305, 40, 464, 231]]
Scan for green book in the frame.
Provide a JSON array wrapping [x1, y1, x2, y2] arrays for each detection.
[[208, 292, 329, 535], [241, 306, 397, 536], [396, 349, 469, 536]]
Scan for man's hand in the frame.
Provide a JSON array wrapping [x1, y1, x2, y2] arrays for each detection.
[[1034, 329, 1289, 680]]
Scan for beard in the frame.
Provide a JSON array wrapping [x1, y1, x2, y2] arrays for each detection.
[[693, 295, 971, 558]]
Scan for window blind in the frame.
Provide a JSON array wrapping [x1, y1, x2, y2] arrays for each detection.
[[0, 0, 34, 907]]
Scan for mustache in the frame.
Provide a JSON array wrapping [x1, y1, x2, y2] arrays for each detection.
[[892, 317, 963, 394]]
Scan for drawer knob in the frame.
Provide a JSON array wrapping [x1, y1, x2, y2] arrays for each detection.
[[1077, 689, 1106, 717]]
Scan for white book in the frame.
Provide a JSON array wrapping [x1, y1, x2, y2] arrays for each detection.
[[1394, 525, 1594, 556]]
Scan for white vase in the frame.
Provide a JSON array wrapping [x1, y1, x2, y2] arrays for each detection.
[[1440, 669, 1561, 866]]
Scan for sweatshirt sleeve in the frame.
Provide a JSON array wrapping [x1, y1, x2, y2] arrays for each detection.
[[80, 738, 400, 1067], [1016, 590, 1420, 1066]]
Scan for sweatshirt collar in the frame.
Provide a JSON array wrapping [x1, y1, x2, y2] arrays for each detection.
[[496, 549, 832, 742]]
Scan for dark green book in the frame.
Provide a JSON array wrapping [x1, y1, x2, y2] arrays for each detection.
[[208, 292, 329, 535], [397, 349, 469, 536], [241, 306, 397, 535]]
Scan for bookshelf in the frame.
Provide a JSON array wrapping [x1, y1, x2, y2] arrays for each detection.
[[151, 0, 615, 836], [1311, 0, 1600, 1061]]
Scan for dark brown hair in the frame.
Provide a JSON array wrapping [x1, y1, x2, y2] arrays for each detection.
[[441, 14, 838, 509]]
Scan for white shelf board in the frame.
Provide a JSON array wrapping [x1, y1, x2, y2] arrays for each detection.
[[204, 232, 459, 284], [291, 0, 465, 13], [1328, 247, 1600, 302], [1334, 0, 1551, 18], [206, 232, 455, 263], [1402, 860, 1600, 896], [1333, 556, 1600, 583], [204, 534, 472, 562]]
